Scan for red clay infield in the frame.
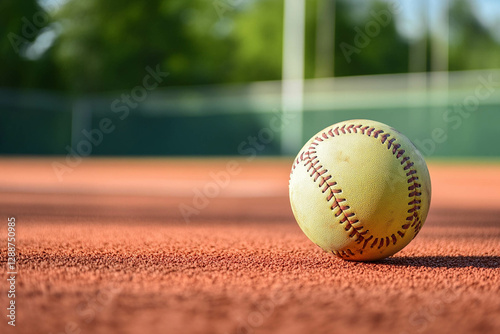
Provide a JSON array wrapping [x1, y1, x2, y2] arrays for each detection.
[[0, 158, 499, 334]]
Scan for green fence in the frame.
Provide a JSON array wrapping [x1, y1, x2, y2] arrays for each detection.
[[1, 70, 499, 157]]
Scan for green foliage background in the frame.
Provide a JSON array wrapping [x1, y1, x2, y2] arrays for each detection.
[[2, 0, 499, 93]]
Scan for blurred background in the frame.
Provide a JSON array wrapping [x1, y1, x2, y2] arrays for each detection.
[[1, 0, 500, 157]]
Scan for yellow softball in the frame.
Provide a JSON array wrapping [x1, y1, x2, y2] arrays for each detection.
[[289, 119, 432, 261]]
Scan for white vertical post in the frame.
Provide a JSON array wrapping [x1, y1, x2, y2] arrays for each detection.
[[408, 0, 428, 128], [429, 0, 449, 140], [408, 1, 427, 74], [281, 0, 305, 155], [430, 0, 449, 76]]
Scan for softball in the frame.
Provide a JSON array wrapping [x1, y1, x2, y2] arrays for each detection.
[[289, 119, 431, 261]]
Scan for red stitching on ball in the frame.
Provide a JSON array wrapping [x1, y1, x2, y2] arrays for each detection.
[[392, 143, 401, 154], [380, 133, 390, 144], [297, 152, 367, 244], [387, 137, 396, 149], [373, 129, 384, 138]]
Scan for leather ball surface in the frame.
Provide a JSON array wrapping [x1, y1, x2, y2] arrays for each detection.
[[289, 119, 432, 261]]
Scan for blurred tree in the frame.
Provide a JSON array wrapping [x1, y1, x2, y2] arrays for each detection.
[[52, 0, 221, 92], [230, 0, 411, 80], [4, 0, 500, 94], [52, 0, 285, 91], [0, 0, 61, 90], [227, 0, 284, 82], [448, 0, 500, 70], [331, 0, 410, 77]]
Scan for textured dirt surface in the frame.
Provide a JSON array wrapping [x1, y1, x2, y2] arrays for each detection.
[[1, 158, 500, 334]]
